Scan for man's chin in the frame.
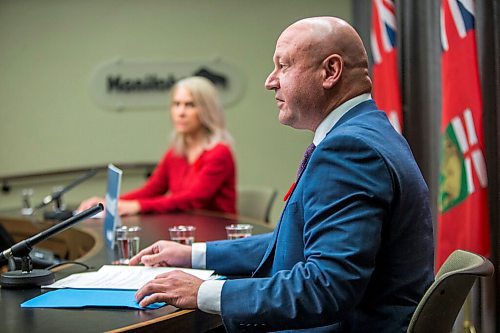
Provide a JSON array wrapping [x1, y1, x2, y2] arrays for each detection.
[[278, 116, 293, 127], [279, 113, 307, 130], [278, 111, 293, 127]]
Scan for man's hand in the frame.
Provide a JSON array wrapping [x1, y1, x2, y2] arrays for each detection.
[[129, 240, 192, 268], [135, 270, 203, 308]]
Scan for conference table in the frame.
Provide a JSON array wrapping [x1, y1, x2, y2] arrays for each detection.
[[0, 208, 273, 333]]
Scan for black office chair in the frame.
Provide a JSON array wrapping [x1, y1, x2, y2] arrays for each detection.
[[407, 249, 494, 333]]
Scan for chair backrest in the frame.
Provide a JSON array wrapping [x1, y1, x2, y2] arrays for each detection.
[[407, 250, 494, 333], [237, 186, 277, 223]]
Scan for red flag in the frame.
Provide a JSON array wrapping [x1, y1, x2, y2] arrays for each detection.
[[370, 0, 403, 133], [437, 0, 490, 269]]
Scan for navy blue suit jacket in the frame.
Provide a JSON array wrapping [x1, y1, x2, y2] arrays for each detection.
[[207, 100, 434, 332]]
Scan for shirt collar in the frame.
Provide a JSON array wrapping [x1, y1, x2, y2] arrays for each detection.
[[313, 93, 372, 146]]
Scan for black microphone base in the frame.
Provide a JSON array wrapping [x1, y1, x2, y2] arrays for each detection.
[[0, 269, 55, 288], [43, 210, 74, 221]]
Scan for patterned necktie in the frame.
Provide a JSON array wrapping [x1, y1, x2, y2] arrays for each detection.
[[296, 143, 316, 178]]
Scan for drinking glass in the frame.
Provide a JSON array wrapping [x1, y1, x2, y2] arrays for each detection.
[[169, 225, 196, 245], [115, 226, 141, 264], [225, 224, 253, 240]]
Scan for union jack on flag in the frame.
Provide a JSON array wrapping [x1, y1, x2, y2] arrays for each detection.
[[437, 0, 490, 269], [371, 0, 397, 60], [370, 0, 403, 134], [440, 0, 476, 51]]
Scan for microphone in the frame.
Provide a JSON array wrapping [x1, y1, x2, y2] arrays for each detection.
[[35, 168, 98, 220], [0, 203, 103, 288]]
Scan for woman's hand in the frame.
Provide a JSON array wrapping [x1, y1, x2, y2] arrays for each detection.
[[118, 200, 140, 216], [77, 196, 105, 212], [78, 197, 140, 216]]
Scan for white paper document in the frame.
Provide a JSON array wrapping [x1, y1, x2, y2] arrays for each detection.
[[43, 265, 215, 290]]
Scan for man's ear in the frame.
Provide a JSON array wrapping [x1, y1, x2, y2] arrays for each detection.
[[322, 54, 343, 89]]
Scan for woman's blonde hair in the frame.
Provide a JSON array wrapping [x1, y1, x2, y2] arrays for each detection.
[[169, 76, 233, 154]]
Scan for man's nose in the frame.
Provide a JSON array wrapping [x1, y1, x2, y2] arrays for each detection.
[[265, 71, 279, 90]]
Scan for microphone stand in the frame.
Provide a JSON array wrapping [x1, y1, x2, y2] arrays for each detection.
[[35, 169, 98, 221], [0, 204, 103, 288]]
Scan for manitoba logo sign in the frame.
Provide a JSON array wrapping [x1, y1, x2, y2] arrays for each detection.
[[89, 58, 245, 110]]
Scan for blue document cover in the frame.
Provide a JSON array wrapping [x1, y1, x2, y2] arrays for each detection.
[[21, 289, 165, 310], [104, 164, 123, 249]]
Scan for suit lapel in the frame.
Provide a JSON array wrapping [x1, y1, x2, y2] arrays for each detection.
[[252, 147, 313, 276]]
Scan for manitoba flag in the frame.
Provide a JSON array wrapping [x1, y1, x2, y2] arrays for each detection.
[[437, 0, 490, 269], [370, 0, 403, 133]]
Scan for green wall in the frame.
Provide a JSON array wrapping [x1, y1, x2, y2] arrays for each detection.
[[0, 0, 351, 223]]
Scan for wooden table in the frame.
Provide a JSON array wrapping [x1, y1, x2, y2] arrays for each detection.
[[0, 209, 273, 333]]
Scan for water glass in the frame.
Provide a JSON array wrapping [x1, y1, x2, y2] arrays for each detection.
[[225, 224, 253, 240], [169, 225, 196, 245], [115, 226, 141, 264]]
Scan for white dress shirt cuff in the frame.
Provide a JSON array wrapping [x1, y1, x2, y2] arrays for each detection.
[[198, 280, 225, 315], [191, 242, 206, 269]]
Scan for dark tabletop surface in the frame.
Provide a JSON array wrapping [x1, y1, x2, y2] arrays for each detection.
[[0, 208, 273, 333]]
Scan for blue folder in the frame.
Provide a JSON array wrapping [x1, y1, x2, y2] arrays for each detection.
[[21, 289, 166, 310]]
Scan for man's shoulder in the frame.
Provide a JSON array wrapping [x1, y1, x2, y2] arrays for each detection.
[[328, 103, 405, 148]]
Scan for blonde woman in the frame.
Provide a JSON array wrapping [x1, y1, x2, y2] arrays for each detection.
[[78, 76, 236, 216]]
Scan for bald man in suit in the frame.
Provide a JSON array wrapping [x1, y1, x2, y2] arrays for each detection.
[[131, 16, 434, 332]]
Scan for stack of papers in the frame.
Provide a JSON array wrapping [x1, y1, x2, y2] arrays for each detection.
[[43, 265, 215, 289], [21, 265, 215, 310]]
